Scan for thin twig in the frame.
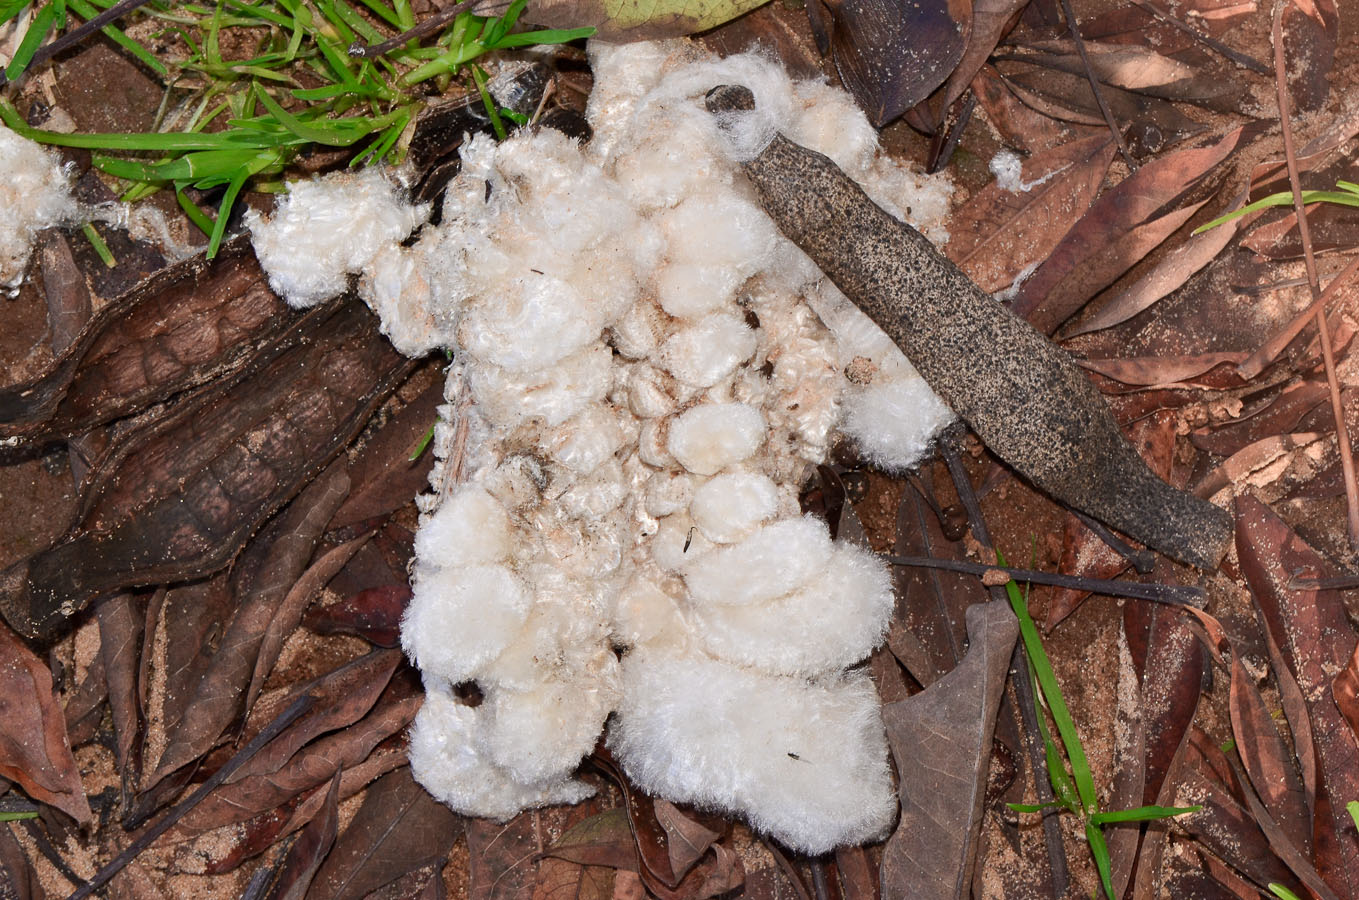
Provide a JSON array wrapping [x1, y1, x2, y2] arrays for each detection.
[[1287, 572, 1359, 590], [348, 0, 477, 58], [939, 442, 1070, 900], [1058, 0, 1136, 169], [0, 0, 155, 87], [1070, 509, 1156, 574], [1236, 252, 1359, 379], [65, 694, 316, 900], [883, 555, 1206, 605], [1127, 0, 1271, 74], [1271, 0, 1359, 551]]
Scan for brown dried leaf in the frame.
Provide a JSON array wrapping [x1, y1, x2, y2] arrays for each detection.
[[824, 0, 969, 127], [0, 819, 39, 900], [303, 585, 411, 649], [1281, 0, 1338, 113], [543, 808, 638, 871], [939, 0, 1026, 113], [1335, 640, 1359, 745], [533, 857, 615, 900], [306, 766, 461, 900], [327, 368, 443, 530], [2, 297, 414, 639], [247, 530, 371, 710], [38, 230, 93, 356], [468, 810, 554, 900], [970, 66, 1098, 155], [833, 846, 877, 900], [1176, 729, 1300, 894], [653, 801, 718, 883], [881, 600, 1018, 900], [263, 771, 341, 900], [0, 238, 293, 442], [146, 464, 353, 790], [1192, 432, 1328, 499], [1077, 350, 1248, 387], [997, 58, 1207, 138], [1124, 588, 1205, 809], [1063, 209, 1240, 337], [1235, 493, 1359, 898], [1012, 125, 1257, 333], [890, 481, 985, 684], [0, 621, 92, 823], [1228, 652, 1311, 855], [175, 651, 409, 835], [946, 133, 1115, 293], [1190, 380, 1330, 457], [1005, 40, 1246, 110], [97, 592, 144, 786]]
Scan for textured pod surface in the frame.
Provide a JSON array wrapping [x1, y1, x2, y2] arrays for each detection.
[[0, 295, 415, 639], [706, 84, 1231, 569]]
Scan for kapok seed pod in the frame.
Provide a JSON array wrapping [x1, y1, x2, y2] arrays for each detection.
[[705, 84, 1231, 569]]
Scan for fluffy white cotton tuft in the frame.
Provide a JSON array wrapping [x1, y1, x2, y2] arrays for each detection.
[[692, 542, 895, 676], [413, 484, 512, 568], [409, 685, 594, 820], [0, 125, 78, 292], [392, 40, 957, 847], [247, 168, 428, 307], [667, 403, 766, 476], [842, 376, 956, 472], [689, 471, 780, 544], [683, 516, 832, 607], [608, 650, 897, 854], [402, 564, 531, 683]]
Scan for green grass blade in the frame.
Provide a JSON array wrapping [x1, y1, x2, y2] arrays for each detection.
[[1007, 801, 1062, 814], [206, 170, 248, 257], [1085, 821, 1116, 900], [0, 0, 31, 25], [81, 223, 116, 267], [998, 550, 1099, 814], [0, 811, 40, 822], [1089, 805, 1202, 825], [1348, 800, 1359, 830], [5, 0, 61, 81], [490, 25, 594, 48], [176, 186, 217, 235], [1269, 885, 1304, 900], [471, 63, 505, 140]]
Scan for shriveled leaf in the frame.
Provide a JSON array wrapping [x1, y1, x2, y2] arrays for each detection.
[[513, 0, 771, 39], [939, 0, 1027, 113], [1064, 207, 1240, 337], [823, 0, 969, 127], [303, 585, 411, 648], [533, 856, 616, 900], [1013, 125, 1258, 333], [653, 801, 718, 882], [327, 367, 443, 530], [247, 529, 371, 710], [263, 771, 342, 900], [175, 651, 409, 835], [1236, 494, 1359, 898], [1079, 0, 1257, 55], [544, 808, 638, 871], [1281, 0, 1338, 113], [0, 622, 92, 823], [890, 481, 985, 684], [307, 766, 461, 900], [946, 133, 1115, 294], [1177, 729, 1300, 894], [468, 808, 567, 900], [834, 845, 877, 900], [1228, 653, 1311, 856], [970, 65, 1098, 155], [1336, 641, 1359, 746], [881, 600, 1019, 900], [1078, 350, 1249, 387], [97, 592, 144, 790], [1192, 432, 1328, 500], [1189, 380, 1330, 458], [0, 820, 39, 900], [1003, 40, 1246, 111], [146, 464, 353, 791], [37, 229, 93, 356]]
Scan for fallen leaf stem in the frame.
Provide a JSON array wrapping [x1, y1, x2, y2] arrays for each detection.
[[1271, 2, 1359, 552], [882, 555, 1204, 605], [1058, 0, 1135, 170]]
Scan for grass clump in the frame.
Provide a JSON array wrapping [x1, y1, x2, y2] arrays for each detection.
[[1, 0, 592, 255], [997, 550, 1200, 900]]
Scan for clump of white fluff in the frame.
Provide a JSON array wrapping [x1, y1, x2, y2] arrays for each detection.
[[254, 41, 957, 853], [1, 125, 78, 293], [246, 167, 428, 314]]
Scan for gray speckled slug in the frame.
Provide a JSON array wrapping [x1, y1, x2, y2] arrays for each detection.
[[705, 84, 1231, 570]]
